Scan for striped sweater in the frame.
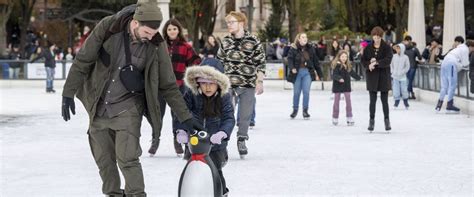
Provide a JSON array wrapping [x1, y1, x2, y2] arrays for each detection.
[[217, 31, 266, 88]]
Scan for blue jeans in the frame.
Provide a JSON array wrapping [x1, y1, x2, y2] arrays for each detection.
[[292, 68, 312, 110], [439, 61, 458, 101], [237, 100, 255, 124], [392, 78, 408, 100], [45, 67, 55, 89], [9, 67, 20, 79], [406, 67, 417, 92]]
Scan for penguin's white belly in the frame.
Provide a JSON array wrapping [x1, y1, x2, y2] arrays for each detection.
[[180, 161, 215, 197]]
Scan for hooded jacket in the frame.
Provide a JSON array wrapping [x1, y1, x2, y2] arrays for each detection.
[[62, 4, 192, 135], [176, 65, 235, 151], [390, 43, 410, 80]]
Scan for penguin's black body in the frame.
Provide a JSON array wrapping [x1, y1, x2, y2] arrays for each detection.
[[178, 130, 223, 197]]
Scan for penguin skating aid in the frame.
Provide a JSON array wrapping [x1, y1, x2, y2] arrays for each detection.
[[178, 130, 223, 197]]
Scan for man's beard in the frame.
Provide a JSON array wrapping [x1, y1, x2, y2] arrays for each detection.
[[133, 28, 150, 43]]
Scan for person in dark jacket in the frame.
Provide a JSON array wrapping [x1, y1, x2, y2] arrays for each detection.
[[31, 43, 57, 93], [61, 3, 202, 196], [361, 26, 394, 131], [175, 65, 235, 196], [8, 45, 22, 79], [331, 50, 361, 126], [287, 32, 324, 119], [402, 36, 423, 99], [200, 35, 220, 58]]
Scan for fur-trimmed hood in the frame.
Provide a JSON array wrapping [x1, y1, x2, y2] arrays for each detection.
[[184, 66, 230, 96]]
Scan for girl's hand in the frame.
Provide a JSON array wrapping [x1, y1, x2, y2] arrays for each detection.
[[292, 68, 297, 74], [339, 79, 344, 83]]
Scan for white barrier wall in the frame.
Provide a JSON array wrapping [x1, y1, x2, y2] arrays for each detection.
[[26, 63, 64, 79]]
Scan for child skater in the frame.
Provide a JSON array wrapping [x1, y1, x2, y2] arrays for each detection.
[[331, 50, 361, 126], [175, 64, 235, 196], [390, 43, 410, 109]]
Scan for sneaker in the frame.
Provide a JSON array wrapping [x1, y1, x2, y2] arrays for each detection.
[[332, 118, 338, 126], [148, 138, 160, 156], [347, 117, 354, 126]]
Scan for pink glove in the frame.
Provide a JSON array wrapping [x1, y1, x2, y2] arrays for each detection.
[[176, 129, 188, 144], [210, 131, 228, 145]]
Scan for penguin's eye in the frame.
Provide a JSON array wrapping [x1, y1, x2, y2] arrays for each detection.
[[191, 130, 198, 135], [198, 131, 207, 138]]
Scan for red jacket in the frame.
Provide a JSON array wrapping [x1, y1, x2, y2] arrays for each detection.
[[167, 39, 201, 86]]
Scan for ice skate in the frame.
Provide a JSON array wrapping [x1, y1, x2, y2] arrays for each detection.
[[237, 137, 248, 159], [346, 117, 354, 126], [302, 109, 310, 120], [332, 118, 338, 126]]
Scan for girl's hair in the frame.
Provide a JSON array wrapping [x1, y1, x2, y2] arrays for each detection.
[[204, 35, 218, 49], [198, 86, 222, 118], [162, 18, 186, 42], [293, 32, 307, 46], [331, 50, 352, 71]]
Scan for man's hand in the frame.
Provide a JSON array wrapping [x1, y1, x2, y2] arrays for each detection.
[[183, 118, 204, 132], [369, 62, 376, 72], [62, 96, 76, 121], [256, 81, 264, 95]]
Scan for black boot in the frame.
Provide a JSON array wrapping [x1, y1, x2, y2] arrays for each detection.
[[446, 100, 460, 113], [148, 138, 160, 155], [403, 99, 409, 109], [394, 100, 400, 108], [411, 92, 416, 100], [368, 119, 374, 132], [435, 100, 443, 111], [384, 118, 391, 131], [174, 136, 184, 156], [290, 109, 298, 119], [302, 108, 310, 119]]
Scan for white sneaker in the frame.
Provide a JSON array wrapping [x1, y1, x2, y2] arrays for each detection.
[[332, 118, 338, 126], [347, 117, 354, 126]]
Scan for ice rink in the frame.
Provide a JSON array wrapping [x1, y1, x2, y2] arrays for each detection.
[[1, 81, 473, 196]]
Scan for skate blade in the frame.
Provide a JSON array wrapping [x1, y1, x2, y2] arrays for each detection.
[[149, 154, 155, 157], [176, 153, 183, 158], [239, 155, 246, 159], [303, 117, 310, 120], [445, 111, 460, 114]]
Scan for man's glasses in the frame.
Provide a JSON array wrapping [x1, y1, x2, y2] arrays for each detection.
[[226, 20, 240, 25]]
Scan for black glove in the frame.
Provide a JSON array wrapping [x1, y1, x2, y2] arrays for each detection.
[[182, 118, 204, 132], [62, 96, 76, 121]]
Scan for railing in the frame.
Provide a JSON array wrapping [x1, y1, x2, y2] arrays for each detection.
[[0, 59, 74, 80], [415, 64, 472, 100]]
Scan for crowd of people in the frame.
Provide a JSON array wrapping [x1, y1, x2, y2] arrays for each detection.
[[2, 1, 474, 196]]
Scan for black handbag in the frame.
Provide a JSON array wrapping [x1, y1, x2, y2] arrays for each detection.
[[119, 31, 144, 93]]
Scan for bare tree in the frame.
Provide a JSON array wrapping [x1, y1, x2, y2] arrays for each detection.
[[0, 0, 14, 56]]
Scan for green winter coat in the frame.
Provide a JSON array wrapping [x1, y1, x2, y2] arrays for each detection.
[[62, 5, 192, 136]]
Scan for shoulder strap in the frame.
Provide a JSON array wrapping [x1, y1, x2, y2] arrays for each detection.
[[123, 31, 132, 66]]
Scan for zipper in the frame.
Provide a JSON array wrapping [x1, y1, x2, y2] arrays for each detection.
[[203, 118, 206, 130]]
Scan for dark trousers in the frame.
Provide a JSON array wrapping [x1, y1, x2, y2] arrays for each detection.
[[209, 149, 229, 195], [89, 105, 146, 196], [406, 67, 417, 92], [369, 91, 389, 119]]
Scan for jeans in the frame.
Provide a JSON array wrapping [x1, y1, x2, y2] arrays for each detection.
[[332, 92, 353, 118], [406, 67, 417, 92], [392, 78, 408, 100], [438, 61, 458, 101], [45, 67, 55, 89], [292, 68, 312, 110], [9, 67, 20, 79]]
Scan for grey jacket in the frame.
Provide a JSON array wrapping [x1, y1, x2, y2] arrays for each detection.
[[390, 43, 410, 80]]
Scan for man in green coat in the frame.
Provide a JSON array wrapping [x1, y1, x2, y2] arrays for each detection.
[[61, 2, 201, 196]]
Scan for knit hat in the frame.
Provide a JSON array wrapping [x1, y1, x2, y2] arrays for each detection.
[[133, 0, 163, 22]]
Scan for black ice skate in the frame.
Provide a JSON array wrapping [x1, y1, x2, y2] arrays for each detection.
[[446, 100, 460, 114], [249, 122, 255, 129], [174, 137, 184, 157], [290, 109, 298, 119], [302, 109, 310, 120], [237, 137, 248, 159], [368, 119, 375, 132], [384, 118, 391, 132], [148, 138, 160, 156], [435, 100, 443, 112], [403, 99, 409, 110]]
